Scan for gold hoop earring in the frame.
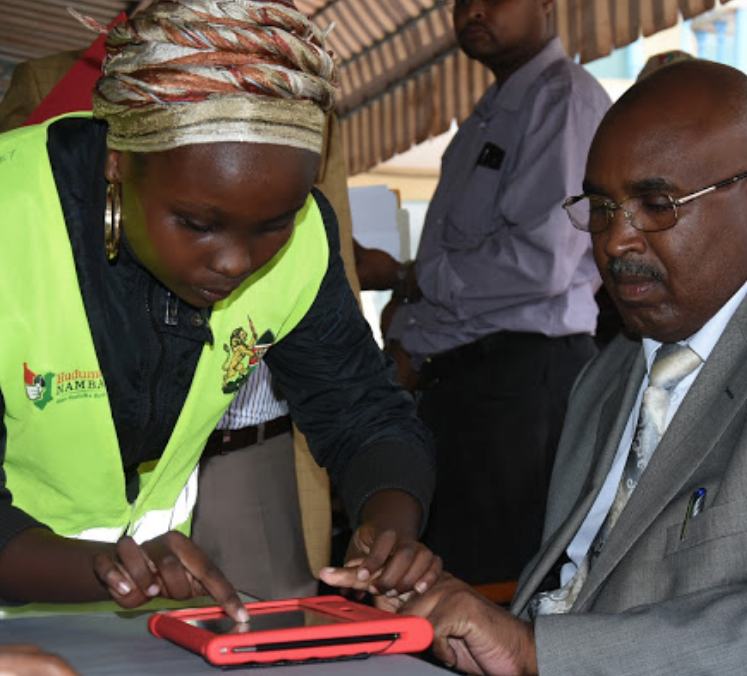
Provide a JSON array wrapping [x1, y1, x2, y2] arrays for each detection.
[[105, 182, 122, 261]]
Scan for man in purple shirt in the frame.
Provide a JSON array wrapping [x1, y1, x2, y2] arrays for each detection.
[[358, 0, 611, 585]]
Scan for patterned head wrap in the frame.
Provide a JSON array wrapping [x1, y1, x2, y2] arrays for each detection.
[[89, 0, 338, 154]]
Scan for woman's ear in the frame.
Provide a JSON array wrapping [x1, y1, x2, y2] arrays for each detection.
[[105, 149, 123, 183]]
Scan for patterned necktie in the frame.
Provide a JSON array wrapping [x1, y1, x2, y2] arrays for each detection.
[[529, 343, 702, 617]]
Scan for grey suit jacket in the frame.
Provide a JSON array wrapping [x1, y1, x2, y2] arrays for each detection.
[[510, 295, 747, 675]]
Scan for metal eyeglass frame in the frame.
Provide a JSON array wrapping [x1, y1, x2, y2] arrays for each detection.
[[563, 169, 747, 233]]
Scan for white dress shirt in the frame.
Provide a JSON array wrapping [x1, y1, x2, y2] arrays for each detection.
[[215, 361, 288, 430]]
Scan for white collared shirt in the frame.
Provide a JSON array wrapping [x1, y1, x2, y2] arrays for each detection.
[[560, 279, 747, 585], [215, 361, 288, 430]]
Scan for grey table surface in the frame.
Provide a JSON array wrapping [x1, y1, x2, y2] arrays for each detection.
[[0, 605, 452, 676]]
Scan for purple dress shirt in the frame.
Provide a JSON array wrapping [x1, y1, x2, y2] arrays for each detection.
[[387, 38, 612, 366]]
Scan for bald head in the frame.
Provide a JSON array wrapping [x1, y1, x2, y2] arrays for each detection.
[[586, 59, 747, 343], [601, 60, 747, 150]]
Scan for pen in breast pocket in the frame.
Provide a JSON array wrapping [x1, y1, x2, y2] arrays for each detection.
[[680, 487, 707, 541]]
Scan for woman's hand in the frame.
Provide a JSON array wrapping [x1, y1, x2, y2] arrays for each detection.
[[92, 531, 249, 623], [318, 491, 441, 609], [0, 644, 81, 676]]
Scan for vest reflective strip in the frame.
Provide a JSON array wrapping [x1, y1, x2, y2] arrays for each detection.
[[130, 466, 198, 543], [69, 526, 123, 544], [69, 466, 198, 544]]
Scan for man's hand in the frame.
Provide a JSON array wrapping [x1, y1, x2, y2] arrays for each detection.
[[353, 240, 399, 291], [92, 531, 249, 623], [402, 573, 538, 676], [384, 339, 421, 392], [318, 491, 441, 606], [380, 298, 400, 339], [0, 644, 81, 676]]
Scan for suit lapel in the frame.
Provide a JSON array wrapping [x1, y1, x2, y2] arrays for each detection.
[[513, 339, 645, 613], [575, 299, 747, 609]]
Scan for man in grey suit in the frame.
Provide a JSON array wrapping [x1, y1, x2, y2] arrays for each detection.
[[390, 59, 747, 674]]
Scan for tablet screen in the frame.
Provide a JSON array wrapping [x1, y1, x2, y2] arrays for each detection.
[[186, 609, 343, 635]]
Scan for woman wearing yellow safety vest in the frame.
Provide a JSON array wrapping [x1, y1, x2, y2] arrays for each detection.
[[0, 0, 438, 620]]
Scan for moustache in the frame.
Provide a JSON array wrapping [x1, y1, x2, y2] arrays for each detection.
[[607, 257, 664, 282]]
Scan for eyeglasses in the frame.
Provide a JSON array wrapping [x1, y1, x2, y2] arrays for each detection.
[[563, 169, 747, 233]]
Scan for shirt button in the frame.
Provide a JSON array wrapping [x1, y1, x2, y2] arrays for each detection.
[[190, 313, 204, 328]]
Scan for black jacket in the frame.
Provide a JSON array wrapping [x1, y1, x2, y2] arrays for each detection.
[[0, 117, 435, 553]]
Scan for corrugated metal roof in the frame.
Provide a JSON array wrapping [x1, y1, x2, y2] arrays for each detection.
[[0, 0, 734, 174]]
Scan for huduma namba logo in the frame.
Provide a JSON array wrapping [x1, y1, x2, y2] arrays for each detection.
[[24, 362, 106, 410]]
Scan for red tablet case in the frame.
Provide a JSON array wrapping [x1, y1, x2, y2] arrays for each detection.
[[148, 595, 433, 667]]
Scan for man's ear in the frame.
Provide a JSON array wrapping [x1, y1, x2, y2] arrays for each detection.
[[105, 149, 123, 183]]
